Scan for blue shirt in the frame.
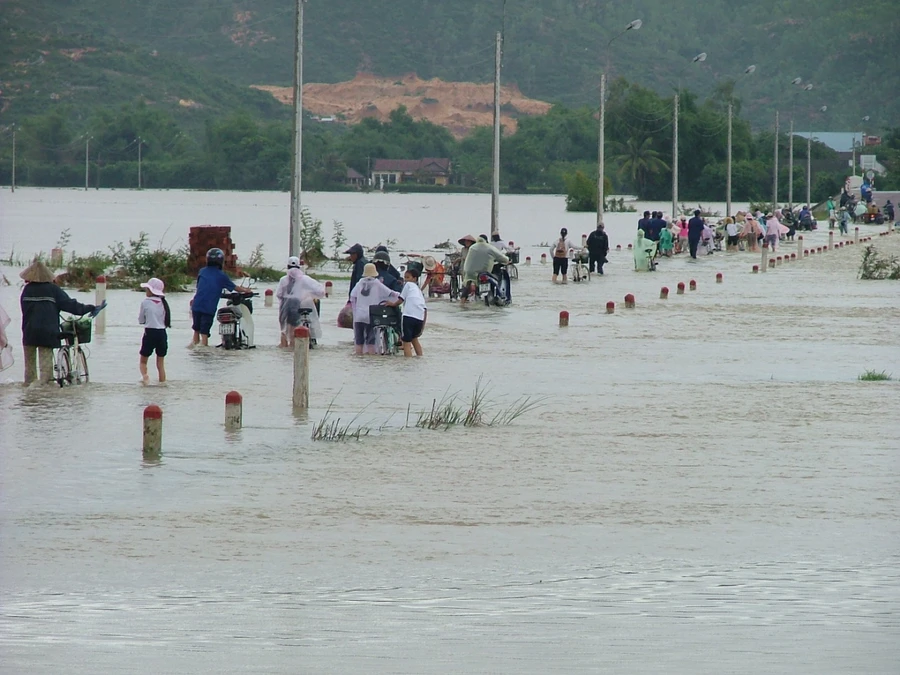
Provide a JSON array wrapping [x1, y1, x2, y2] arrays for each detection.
[[193, 266, 236, 315]]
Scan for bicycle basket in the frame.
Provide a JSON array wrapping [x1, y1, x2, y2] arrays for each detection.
[[507, 251, 520, 264], [369, 305, 401, 327], [61, 316, 92, 344]]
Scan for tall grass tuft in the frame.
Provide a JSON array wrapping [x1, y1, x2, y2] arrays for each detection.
[[858, 369, 893, 381], [415, 377, 545, 430], [311, 405, 372, 441]]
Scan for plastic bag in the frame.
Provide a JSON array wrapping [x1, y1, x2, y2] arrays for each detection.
[[337, 302, 353, 329]]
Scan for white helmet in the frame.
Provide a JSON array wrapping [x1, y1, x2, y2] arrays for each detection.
[[287, 256, 302, 269]]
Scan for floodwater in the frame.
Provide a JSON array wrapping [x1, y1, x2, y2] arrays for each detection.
[[1, 188, 899, 674]]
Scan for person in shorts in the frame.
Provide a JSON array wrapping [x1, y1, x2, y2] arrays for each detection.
[[138, 278, 171, 384], [190, 248, 250, 347], [550, 228, 574, 283], [386, 268, 427, 357]]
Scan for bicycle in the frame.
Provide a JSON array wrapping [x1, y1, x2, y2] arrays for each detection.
[[570, 249, 591, 282], [506, 249, 520, 280], [54, 302, 106, 387], [369, 305, 400, 356]]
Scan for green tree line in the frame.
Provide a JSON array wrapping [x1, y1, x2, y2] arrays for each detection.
[[2, 82, 896, 202]]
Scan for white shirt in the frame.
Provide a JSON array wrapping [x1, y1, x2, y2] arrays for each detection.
[[139, 296, 167, 329], [399, 281, 426, 321], [725, 222, 739, 237]]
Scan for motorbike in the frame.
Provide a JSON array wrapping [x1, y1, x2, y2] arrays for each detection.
[[472, 262, 511, 307], [216, 291, 259, 350]]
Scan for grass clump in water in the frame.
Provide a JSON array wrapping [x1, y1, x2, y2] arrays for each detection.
[[416, 377, 544, 430], [858, 369, 893, 381], [311, 403, 371, 441]]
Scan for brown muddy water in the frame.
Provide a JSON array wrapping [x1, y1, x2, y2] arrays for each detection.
[[1, 189, 899, 673]]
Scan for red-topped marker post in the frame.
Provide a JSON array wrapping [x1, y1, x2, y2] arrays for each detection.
[[225, 391, 243, 430], [143, 405, 162, 456]]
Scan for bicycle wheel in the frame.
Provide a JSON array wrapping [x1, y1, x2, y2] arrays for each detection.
[[375, 327, 388, 355], [450, 274, 459, 300], [72, 348, 89, 384], [509, 264, 518, 280], [55, 348, 71, 387], [388, 328, 399, 355], [586, 265, 592, 281]]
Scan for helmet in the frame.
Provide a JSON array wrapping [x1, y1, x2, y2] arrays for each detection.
[[287, 256, 302, 269], [372, 250, 391, 265], [206, 248, 225, 268]]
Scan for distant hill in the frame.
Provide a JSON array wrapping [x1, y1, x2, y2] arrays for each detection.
[[2, 0, 898, 130]]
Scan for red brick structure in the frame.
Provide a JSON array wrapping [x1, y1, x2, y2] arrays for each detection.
[[188, 226, 238, 276]]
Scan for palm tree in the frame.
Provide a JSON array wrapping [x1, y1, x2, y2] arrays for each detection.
[[611, 137, 670, 196]]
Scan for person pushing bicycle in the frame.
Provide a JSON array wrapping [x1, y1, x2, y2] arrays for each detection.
[[19, 260, 104, 385]]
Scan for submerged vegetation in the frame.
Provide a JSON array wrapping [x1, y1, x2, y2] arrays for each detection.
[[858, 370, 893, 382], [859, 245, 900, 280], [311, 379, 544, 442]]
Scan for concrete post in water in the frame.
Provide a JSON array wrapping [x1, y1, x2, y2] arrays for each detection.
[[677, 282, 685, 294], [292, 326, 310, 410], [143, 405, 162, 456], [660, 286, 669, 299], [540, 253, 547, 265], [768, 258, 776, 268], [616, 244, 622, 251], [94, 275, 107, 334], [624, 294, 635, 308], [752, 265, 759, 273], [689, 280, 697, 291], [225, 391, 243, 430], [581, 234, 588, 248], [325, 281, 333, 297], [716, 272, 723, 284], [854, 227, 859, 243], [828, 231, 834, 250], [559, 311, 569, 327], [525, 256, 531, 266], [797, 235, 803, 257], [761, 243, 769, 273], [606, 301, 615, 314], [264, 289, 274, 308]]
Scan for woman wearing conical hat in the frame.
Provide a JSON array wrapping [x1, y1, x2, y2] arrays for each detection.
[[19, 260, 97, 385]]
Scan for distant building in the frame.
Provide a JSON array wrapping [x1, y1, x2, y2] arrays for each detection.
[[345, 167, 366, 187], [371, 158, 451, 187]]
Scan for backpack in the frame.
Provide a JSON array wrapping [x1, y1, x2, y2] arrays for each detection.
[[554, 238, 567, 257]]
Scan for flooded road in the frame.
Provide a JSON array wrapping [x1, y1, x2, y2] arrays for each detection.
[[1, 189, 899, 673]]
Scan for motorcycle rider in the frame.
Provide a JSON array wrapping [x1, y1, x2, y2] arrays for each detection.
[[276, 256, 326, 347], [191, 248, 251, 347], [461, 236, 509, 305]]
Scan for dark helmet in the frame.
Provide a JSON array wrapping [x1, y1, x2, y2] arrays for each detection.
[[372, 250, 391, 266], [206, 248, 225, 268]]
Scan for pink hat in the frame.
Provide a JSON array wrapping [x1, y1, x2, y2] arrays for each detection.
[[140, 277, 165, 296]]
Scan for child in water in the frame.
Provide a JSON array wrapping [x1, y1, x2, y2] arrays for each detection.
[[138, 277, 170, 384], [385, 267, 427, 357]]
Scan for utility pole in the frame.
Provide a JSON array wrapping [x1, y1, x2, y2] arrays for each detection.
[[137, 137, 143, 189], [11, 126, 15, 193], [806, 133, 812, 208], [788, 118, 794, 210], [289, 0, 307, 257], [490, 30, 502, 237], [597, 71, 607, 224], [726, 102, 733, 218], [772, 111, 779, 211], [84, 136, 92, 191], [671, 92, 679, 220]]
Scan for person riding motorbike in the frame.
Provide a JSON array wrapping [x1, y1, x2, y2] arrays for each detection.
[[461, 236, 510, 305], [276, 256, 326, 347]]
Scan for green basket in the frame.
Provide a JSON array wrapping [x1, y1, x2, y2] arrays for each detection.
[[61, 316, 92, 344]]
